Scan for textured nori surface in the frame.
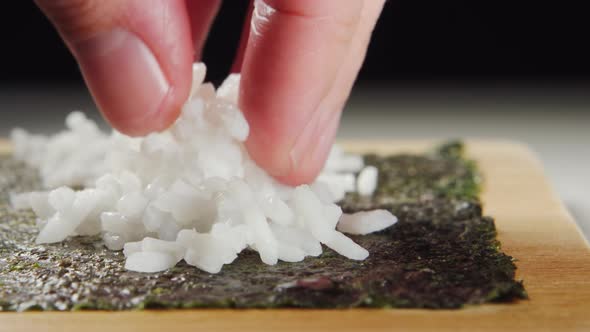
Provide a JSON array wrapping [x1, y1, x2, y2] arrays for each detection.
[[0, 142, 526, 311]]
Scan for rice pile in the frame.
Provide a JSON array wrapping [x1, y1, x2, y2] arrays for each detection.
[[9, 63, 397, 274]]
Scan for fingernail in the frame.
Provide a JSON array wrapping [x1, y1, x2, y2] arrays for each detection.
[[73, 28, 171, 135]]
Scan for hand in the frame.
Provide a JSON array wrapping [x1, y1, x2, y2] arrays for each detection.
[[35, 0, 384, 185]]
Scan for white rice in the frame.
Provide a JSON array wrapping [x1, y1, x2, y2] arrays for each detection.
[[337, 210, 398, 235], [357, 165, 379, 196], [10, 62, 397, 274]]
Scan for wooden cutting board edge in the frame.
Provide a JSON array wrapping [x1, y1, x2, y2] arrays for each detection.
[[1, 138, 589, 332]]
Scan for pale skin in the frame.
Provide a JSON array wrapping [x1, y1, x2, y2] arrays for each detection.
[[35, 0, 385, 185]]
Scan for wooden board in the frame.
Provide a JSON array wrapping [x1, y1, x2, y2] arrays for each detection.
[[1, 139, 589, 332]]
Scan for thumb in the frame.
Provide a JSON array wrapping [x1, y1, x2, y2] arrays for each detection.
[[35, 0, 194, 136]]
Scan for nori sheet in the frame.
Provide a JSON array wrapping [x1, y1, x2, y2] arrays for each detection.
[[0, 142, 526, 311]]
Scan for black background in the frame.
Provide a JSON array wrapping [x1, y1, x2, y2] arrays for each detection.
[[1, 1, 590, 86]]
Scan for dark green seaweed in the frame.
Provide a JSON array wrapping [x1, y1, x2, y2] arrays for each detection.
[[0, 142, 526, 311]]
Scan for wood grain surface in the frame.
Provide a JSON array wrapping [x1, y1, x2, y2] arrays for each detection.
[[1, 139, 589, 332]]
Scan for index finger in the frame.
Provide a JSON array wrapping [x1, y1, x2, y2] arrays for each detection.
[[239, 0, 365, 185]]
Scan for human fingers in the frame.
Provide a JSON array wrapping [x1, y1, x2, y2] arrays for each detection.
[[35, 0, 197, 135], [239, 0, 384, 185]]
